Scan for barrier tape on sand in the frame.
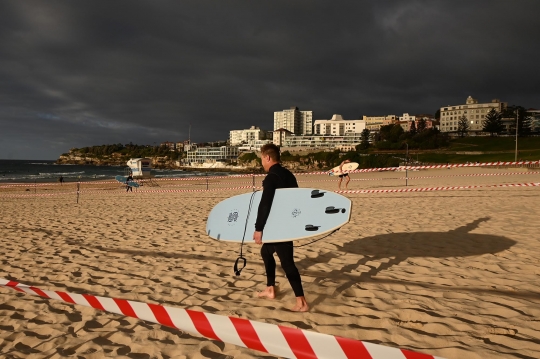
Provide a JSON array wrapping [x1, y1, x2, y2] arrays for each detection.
[[3, 181, 540, 198], [0, 186, 261, 198], [299, 171, 540, 183], [0, 279, 444, 359], [1, 160, 537, 188], [299, 160, 540, 176], [336, 182, 540, 194], [121, 186, 261, 194], [179, 160, 540, 178]]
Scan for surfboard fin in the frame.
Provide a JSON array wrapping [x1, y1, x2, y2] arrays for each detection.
[[311, 190, 325, 198], [305, 224, 320, 231], [325, 206, 346, 214]]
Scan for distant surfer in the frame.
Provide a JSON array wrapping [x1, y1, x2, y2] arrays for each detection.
[[253, 144, 309, 312], [337, 159, 351, 190], [126, 172, 133, 192]]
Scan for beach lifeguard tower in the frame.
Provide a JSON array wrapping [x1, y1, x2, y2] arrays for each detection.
[[126, 158, 152, 179]]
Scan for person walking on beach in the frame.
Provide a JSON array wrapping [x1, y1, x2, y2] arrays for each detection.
[[58, 176, 64, 185], [253, 143, 309, 312], [337, 159, 351, 190], [126, 172, 133, 192]]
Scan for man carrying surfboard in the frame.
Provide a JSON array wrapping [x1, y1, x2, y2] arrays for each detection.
[[126, 172, 134, 192], [337, 159, 351, 190], [253, 144, 309, 312]]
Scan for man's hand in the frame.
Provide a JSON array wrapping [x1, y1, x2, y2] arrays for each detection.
[[253, 231, 263, 245]]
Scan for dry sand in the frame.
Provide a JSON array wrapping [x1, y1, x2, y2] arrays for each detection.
[[1, 166, 540, 359]]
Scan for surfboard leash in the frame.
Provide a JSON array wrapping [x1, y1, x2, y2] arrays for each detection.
[[234, 190, 259, 276]]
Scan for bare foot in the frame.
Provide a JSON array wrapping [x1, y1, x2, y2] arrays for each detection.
[[291, 297, 309, 312], [256, 286, 275, 299]]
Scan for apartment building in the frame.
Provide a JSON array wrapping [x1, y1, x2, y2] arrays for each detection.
[[275, 130, 364, 152], [362, 115, 397, 131], [313, 114, 366, 135], [440, 96, 507, 133], [273, 128, 293, 147], [185, 146, 239, 164], [176, 140, 191, 151], [160, 141, 177, 151], [529, 109, 540, 132], [238, 139, 273, 151], [274, 106, 313, 135], [415, 114, 438, 130], [229, 126, 268, 145]]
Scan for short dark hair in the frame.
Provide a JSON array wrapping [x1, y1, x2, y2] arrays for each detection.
[[260, 143, 280, 162]]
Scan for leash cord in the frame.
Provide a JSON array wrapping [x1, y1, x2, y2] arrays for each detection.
[[234, 190, 258, 276], [293, 228, 340, 247]]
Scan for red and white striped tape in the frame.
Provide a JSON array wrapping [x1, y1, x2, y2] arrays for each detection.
[[126, 186, 261, 194], [3, 180, 540, 198], [0, 186, 262, 198], [0, 279, 445, 359], [298, 171, 540, 183], [1, 160, 536, 189], [0, 181, 119, 188], [335, 182, 540, 194], [0, 191, 78, 198], [156, 173, 265, 180], [301, 160, 540, 176]]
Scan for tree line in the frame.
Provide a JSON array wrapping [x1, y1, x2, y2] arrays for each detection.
[[360, 123, 449, 151], [66, 143, 182, 161]]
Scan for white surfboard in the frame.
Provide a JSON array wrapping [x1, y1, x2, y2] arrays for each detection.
[[329, 162, 359, 176], [206, 188, 352, 243]]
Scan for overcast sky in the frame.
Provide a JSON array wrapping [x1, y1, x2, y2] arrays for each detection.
[[1, 1, 539, 160]]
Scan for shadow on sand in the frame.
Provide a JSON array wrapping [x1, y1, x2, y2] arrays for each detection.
[[296, 217, 520, 306]]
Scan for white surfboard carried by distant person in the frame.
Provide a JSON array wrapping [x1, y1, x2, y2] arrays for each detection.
[[206, 188, 352, 243], [329, 162, 359, 176], [115, 175, 140, 188]]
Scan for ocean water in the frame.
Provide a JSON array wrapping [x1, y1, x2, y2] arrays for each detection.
[[0, 160, 227, 183]]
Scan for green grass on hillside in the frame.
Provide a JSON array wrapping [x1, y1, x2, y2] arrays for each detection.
[[448, 136, 540, 152], [415, 149, 540, 164]]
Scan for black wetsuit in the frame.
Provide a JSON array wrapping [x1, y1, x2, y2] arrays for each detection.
[[126, 175, 133, 192], [255, 163, 304, 297]]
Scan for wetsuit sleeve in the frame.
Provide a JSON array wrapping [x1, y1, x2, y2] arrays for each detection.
[[254, 173, 279, 231]]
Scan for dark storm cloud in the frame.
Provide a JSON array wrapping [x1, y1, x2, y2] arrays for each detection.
[[1, 0, 539, 159]]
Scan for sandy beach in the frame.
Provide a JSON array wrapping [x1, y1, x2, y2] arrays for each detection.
[[1, 166, 540, 359]]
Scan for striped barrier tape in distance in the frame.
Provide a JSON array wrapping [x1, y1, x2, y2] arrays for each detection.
[[0, 279, 445, 359], [335, 182, 540, 194], [306, 160, 540, 176], [299, 171, 540, 183], [1, 160, 537, 188], [3, 181, 540, 198], [0, 186, 263, 198]]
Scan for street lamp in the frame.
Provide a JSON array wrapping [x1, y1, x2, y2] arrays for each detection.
[[404, 142, 409, 186], [515, 110, 519, 162], [405, 142, 409, 163]]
